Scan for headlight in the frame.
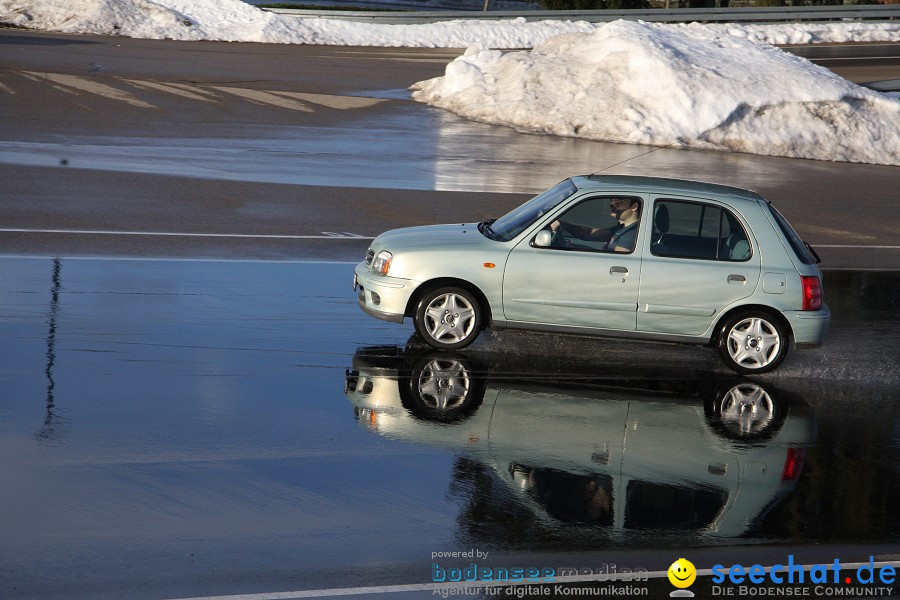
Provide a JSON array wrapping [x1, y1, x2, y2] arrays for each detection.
[[371, 250, 392, 275]]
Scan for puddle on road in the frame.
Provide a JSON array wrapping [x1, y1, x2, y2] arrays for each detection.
[[0, 257, 897, 598], [346, 342, 898, 551], [0, 105, 823, 196], [352, 88, 414, 101]]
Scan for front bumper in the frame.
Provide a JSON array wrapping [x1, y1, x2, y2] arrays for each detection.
[[784, 303, 831, 348], [354, 261, 415, 324]]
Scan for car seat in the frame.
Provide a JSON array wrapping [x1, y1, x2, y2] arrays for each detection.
[[721, 213, 751, 260], [652, 203, 669, 255]]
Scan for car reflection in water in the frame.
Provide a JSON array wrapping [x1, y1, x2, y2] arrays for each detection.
[[345, 345, 816, 547]]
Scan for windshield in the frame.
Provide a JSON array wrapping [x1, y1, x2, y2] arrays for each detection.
[[485, 179, 577, 242]]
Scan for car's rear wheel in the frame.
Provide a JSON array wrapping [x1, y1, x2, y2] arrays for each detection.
[[414, 286, 482, 350], [717, 311, 789, 374]]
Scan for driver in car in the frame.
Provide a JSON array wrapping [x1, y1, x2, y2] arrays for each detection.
[[550, 197, 641, 252]]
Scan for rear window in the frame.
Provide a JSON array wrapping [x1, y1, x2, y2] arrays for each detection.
[[767, 205, 816, 265]]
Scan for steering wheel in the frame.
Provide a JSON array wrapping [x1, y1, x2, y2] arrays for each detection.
[[550, 223, 573, 249]]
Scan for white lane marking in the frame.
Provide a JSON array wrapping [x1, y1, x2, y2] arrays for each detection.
[[812, 56, 899, 61], [166, 560, 900, 600], [0, 255, 358, 264], [270, 91, 388, 110], [0, 228, 373, 240], [6, 254, 894, 269], [815, 245, 900, 249], [20, 71, 157, 109], [9, 70, 389, 109], [2, 230, 895, 248], [210, 86, 314, 112], [123, 79, 217, 102], [165, 82, 221, 98], [322, 231, 371, 238]]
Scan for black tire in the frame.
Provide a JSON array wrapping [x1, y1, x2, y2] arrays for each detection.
[[414, 286, 482, 350], [717, 310, 789, 374]]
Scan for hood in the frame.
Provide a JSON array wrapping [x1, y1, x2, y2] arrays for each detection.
[[371, 223, 490, 252]]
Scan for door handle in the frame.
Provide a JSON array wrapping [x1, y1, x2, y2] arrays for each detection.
[[728, 274, 746, 283], [610, 266, 628, 275]]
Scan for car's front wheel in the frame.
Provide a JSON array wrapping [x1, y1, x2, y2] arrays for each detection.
[[717, 311, 789, 374], [414, 286, 482, 350]]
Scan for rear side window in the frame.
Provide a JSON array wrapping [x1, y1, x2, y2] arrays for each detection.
[[767, 205, 816, 265], [624, 481, 726, 530], [652, 199, 751, 261]]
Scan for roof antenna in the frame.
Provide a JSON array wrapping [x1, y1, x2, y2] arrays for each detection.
[[591, 146, 667, 175]]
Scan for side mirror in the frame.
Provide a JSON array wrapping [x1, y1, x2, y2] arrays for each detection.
[[534, 230, 553, 248]]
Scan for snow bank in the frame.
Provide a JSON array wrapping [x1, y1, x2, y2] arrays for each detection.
[[0, 0, 302, 42], [411, 20, 900, 165], [2, 0, 898, 165], [1, 0, 898, 47]]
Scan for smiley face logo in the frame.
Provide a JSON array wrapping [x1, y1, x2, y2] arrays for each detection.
[[668, 558, 696, 589]]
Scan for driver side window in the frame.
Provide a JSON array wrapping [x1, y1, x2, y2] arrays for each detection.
[[545, 196, 642, 254]]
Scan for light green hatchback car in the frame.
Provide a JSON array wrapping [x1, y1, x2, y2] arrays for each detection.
[[353, 175, 830, 374]]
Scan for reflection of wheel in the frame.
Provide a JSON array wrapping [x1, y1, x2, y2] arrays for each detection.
[[717, 383, 775, 436], [414, 287, 482, 350], [400, 355, 485, 422], [416, 358, 471, 411], [705, 382, 786, 442], [717, 311, 789, 374]]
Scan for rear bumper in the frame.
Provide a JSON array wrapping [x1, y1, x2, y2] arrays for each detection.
[[784, 303, 831, 348]]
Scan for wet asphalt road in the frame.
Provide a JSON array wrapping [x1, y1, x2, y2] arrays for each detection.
[[0, 257, 897, 599], [0, 28, 899, 600]]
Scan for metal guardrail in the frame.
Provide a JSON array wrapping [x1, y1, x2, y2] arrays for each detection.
[[264, 4, 900, 24]]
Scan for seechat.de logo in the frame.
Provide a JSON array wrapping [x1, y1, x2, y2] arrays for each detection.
[[668, 558, 696, 598]]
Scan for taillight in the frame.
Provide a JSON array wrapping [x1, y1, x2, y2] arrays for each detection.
[[801, 276, 822, 311], [781, 447, 807, 482]]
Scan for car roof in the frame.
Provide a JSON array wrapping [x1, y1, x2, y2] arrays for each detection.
[[571, 174, 765, 204]]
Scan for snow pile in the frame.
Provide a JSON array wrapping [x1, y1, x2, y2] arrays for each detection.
[[411, 20, 900, 165], [280, 16, 598, 48], [0, 0, 596, 45], [676, 21, 900, 46], [2, 0, 898, 165], [1, 0, 899, 47], [0, 0, 303, 42]]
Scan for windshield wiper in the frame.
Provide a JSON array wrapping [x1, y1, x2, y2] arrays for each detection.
[[478, 219, 497, 239]]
